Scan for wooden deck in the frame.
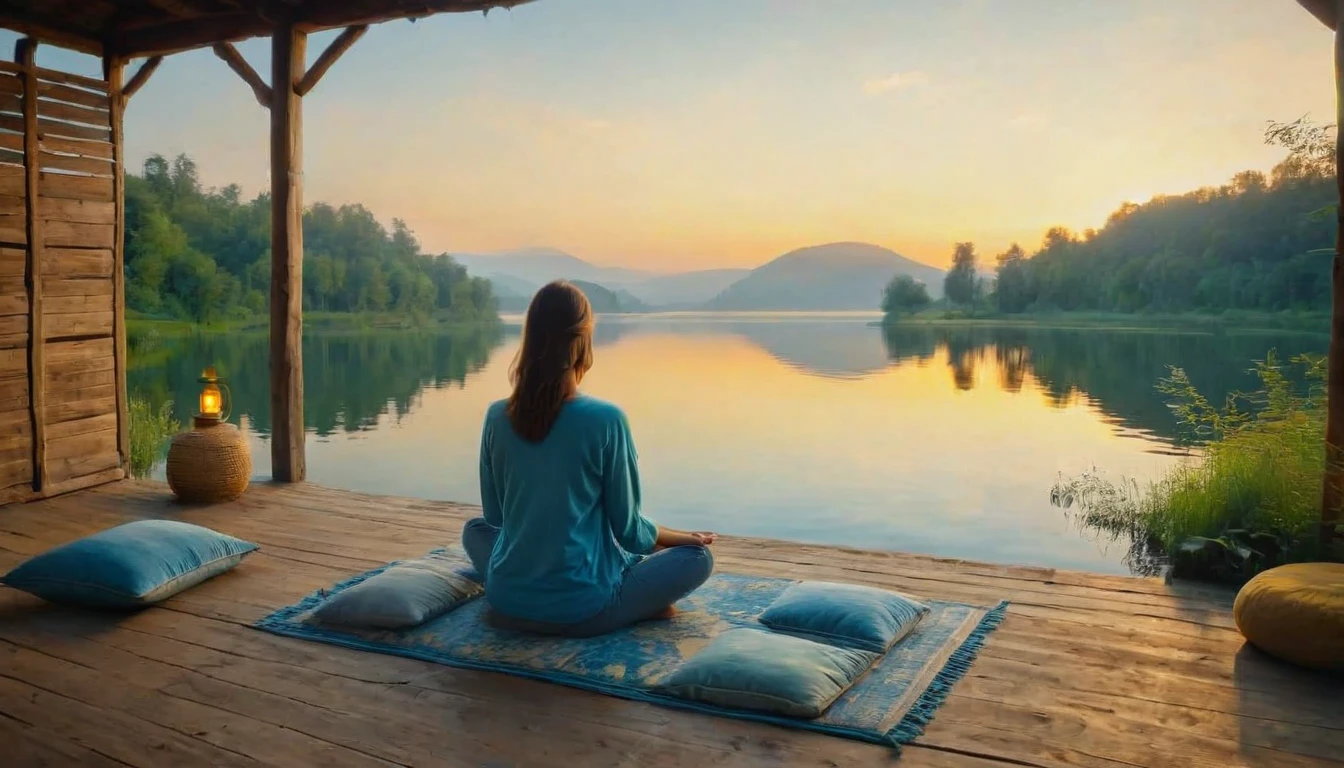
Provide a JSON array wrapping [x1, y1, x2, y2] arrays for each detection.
[[0, 481, 1339, 767]]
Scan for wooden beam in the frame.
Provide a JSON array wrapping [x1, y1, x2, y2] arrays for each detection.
[[1326, 5, 1344, 545], [212, 43, 271, 108], [0, 15, 102, 56], [17, 39, 44, 492], [107, 58, 131, 475], [115, 1, 537, 58], [270, 21, 306, 483], [295, 25, 367, 96], [121, 56, 164, 102], [1299, 0, 1338, 30]]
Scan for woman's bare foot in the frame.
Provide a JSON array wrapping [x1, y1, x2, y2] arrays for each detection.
[[652, 605, 678, 620]]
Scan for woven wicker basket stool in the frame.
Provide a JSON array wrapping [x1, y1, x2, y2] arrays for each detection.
[[166, 423, 252, 503]]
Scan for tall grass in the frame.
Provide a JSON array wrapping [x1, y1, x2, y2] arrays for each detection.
[[128, 394, 179, 479], [1053, 352, 1341, 582]]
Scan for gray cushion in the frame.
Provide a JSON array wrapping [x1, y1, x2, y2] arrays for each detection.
[[659, 628, 877, 718], [759, 580, 929, 652], [310, 555, 482, 629]]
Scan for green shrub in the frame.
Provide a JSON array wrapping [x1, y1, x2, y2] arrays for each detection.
[[128, 394, 179, 479], [1054, 351, 1342, 583]]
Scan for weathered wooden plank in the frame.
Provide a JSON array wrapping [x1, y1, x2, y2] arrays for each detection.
[[0, 112, 111, 143], [0, 290, 27, 316], [0, 658, 256, 767], [39, 134, 115, 162], [36, 99, 110, 130], [18, 40, 42, 493], [38, 150, 113, 177], [45, 337, 114, 366], [43, 310, 112, 339], [37, 79, 111, 111], [44, 276, 113, 298], [44, 394, 116, 425], [42, 247, 113, 277], [46, 428, 116, 461], [110, 59, 129, 472], [46, 412, 116, 441], [34, 68, 107, 94], [43, 292, 113, 314], [45, 450, 119, 484], [0, 164, 20, 196], [0, 246, 23, 276], [0, 315, 24, 337], [0, 73, 18, 97], [0, 212, 27, 244], [0, 129, 21, 154], [0, 346, 26, 378], [0, 193, 22, 216], [40, 198, 115, 227], [0, 713, 126, 768], [38, 170, 113, 202], [46, 382, 115, 408], [271, 24, 307, 483], [45, 366, 115, 391], [0, 456, 31, 489], [42, 219, 114, 249]]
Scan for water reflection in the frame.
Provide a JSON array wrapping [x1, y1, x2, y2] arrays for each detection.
[[128, 325, 503, 436], [124, 316, 1328, 574]]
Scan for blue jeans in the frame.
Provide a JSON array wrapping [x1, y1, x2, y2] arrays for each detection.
[[460, 517, 713, 638]]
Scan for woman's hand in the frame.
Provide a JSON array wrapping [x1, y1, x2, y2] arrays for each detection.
[[656, 526, 717, 548]]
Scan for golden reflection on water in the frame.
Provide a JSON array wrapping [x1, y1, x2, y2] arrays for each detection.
[[298, 323, 1185, 574]]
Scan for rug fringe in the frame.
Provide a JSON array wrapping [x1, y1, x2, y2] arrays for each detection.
[[886, 599, 1009, 746]]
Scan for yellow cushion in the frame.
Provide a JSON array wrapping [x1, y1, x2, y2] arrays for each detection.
[[1233, 563, 1344, 671]]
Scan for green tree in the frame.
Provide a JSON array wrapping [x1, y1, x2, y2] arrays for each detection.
[[122, 153, 499, 324], [881, 274, 932, 317], [994, 243, 1029, 313], [944, 242, 979, 309]]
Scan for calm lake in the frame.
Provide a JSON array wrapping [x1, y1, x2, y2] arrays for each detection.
[[128, 314, 1329, 575]]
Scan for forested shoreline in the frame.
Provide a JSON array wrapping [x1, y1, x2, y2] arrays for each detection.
[[124, 153, 498, 324], [884, 119, 1338, 322]]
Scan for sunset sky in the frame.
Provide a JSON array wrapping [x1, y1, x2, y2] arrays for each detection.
[[18, 0, 1337, 272]]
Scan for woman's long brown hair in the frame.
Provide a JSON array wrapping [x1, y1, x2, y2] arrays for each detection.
[[507, 281, 595, 442]]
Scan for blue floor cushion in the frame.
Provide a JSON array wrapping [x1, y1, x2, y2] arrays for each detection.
[[659, 627, 878, 718], [759, 580, 930, 652], [310, 553, 483, 629], [1, 519, 258, 608]]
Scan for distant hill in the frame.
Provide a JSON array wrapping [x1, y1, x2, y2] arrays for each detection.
[[571, 280, 648, 313], [453, 247, 656, 289], [705, 242, 944, 311], [624, 268, 752, 308]]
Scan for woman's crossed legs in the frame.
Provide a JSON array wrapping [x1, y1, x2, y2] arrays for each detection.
[[461, 518, 713, 638]]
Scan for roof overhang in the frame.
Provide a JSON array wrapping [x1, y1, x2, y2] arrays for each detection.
[[1298, 0, 1337, 31], [0, 0, 535, 59]]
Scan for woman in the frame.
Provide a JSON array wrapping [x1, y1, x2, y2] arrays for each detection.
[[462, 280, 715, 637]]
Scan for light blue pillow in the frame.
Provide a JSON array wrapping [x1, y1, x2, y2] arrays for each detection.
[[1, 519, 258, 608], [759, 580, 930, 652], [659, 628, 877, 718], [310, 554, 483, 629]]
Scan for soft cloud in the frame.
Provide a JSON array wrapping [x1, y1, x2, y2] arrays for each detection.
[[863, 70, 930, 94]]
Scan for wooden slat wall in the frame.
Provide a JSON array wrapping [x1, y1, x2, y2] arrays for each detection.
[[0, 69, 31, 495], [0, 57, 124, 502]]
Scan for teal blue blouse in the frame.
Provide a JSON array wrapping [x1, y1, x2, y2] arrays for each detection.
[[477, 396, 659, 624]]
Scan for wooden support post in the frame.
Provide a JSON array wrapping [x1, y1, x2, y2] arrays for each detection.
[[1326, 11, 1344, 546], [17, 38, 44, 492], [296, 25, 367, 96], [108, 57, 131, 472], [212, 43, 271, 108], [270, 21, 306, 483], [122, 56, 163, 102]]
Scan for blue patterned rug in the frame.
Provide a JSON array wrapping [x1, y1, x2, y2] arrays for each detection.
[[255, 547, 1007, 748]]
